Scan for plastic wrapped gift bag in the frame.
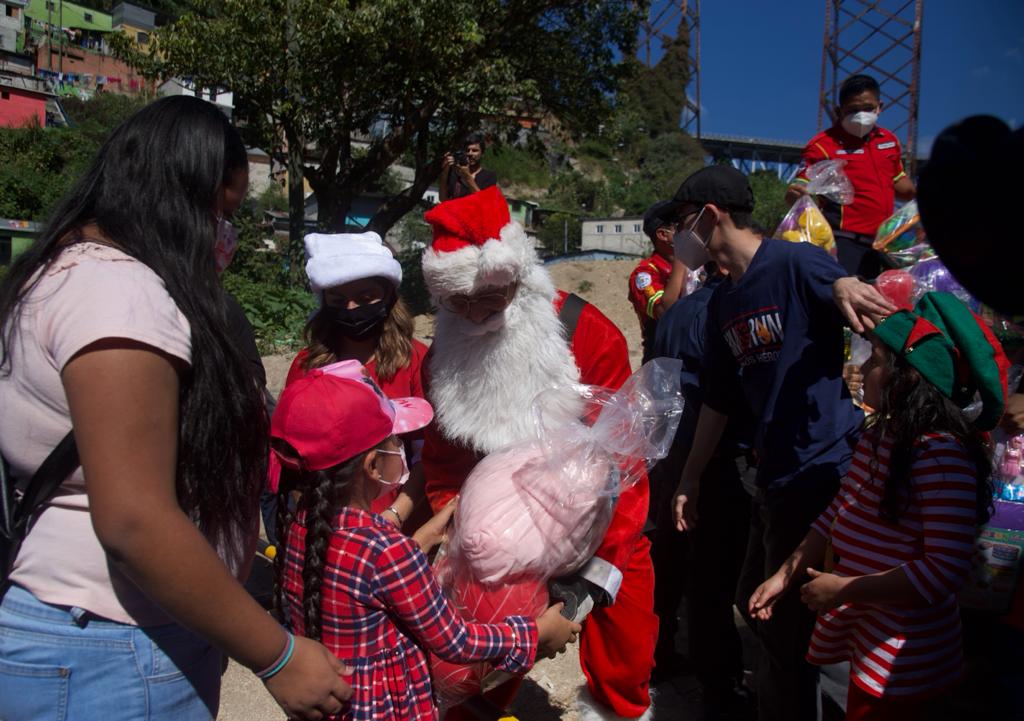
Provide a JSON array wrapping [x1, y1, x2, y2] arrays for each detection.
[[871, 200, 934, 267], [774, 160, 853, 256], [430, 359, 683, 708]]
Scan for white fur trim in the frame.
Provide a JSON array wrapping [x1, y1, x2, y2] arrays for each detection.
[[427, 263, 584, 454], [576, 686, 654, 721], [422, 220, 537, 297], [304, 231, 401, 293]]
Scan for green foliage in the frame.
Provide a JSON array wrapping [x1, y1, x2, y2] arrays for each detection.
[[251, 182, 289, 216], [536, 212, 582, 256], [61, 93, 148, 145], [0, 125, 94, 220], [748, 170, 790, 235], [485, 144, 551, 191], [220, 208, 315, 352], [113, 0, 643, 241], [392, 215, 434, 315], [576, 279, 594, 294], [0, 93, 150, 222]]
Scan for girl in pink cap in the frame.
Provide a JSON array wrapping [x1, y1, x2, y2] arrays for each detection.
[[284, 231, 429, 536], [270, 360, 580, 721]]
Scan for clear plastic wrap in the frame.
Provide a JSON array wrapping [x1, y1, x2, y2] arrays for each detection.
[[430, 359, 683, 708], [804, 159, 855, 205], [875, 269, 915, 311], [993, 367, 1024, 502], [907, 257, 980, 311], [871, 200, 934, 268], [774, 160, 853, 256]]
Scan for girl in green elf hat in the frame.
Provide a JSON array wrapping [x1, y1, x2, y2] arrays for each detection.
[[748, 291, 1009, 720]]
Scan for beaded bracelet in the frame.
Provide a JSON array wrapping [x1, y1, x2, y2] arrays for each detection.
[[256, 632, 295, 682]]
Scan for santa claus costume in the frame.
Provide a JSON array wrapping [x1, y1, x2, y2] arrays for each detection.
[[420, 186, 657, 720]]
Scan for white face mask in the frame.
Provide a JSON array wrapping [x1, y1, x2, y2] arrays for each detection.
[[841, 111, 878, 138], [673, 207, 711, 269], [376, 444, 410, 488]]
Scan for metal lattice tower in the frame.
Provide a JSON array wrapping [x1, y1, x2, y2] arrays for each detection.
[[639, 0, 701, 138], [819, 0, 924, 174]]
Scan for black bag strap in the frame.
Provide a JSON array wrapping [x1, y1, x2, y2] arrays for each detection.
[[0, 430, 79, 541], [558, 292, 587, 341]]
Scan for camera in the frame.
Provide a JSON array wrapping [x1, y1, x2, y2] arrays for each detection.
[[453, 150, 468, 166]]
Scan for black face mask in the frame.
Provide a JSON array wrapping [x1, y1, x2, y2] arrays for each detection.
[[327, 299, 392, 340]]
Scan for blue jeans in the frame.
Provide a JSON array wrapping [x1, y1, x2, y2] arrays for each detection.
[[0, 584, 222, 721]]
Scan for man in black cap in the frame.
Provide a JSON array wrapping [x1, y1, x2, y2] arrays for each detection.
[[627, 200, 689, 362], [667, 165, 893, 721]]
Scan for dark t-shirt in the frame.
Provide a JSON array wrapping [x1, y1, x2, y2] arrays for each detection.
[[703, 239, 862, 490], [224, 291, 267, 388], [446, 167, 497, 199], [654, 277, 753, 457]]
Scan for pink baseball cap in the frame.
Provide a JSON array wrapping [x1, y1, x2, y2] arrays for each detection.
[[268, 360, 433, 489]]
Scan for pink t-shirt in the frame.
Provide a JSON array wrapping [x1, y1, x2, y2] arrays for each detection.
[[0, 243, 192, 625]]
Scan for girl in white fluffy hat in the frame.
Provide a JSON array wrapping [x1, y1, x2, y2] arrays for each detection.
[[279, 232, 429, 533]]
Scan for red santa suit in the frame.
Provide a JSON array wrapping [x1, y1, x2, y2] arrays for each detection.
[[420, 187, 657, 720]]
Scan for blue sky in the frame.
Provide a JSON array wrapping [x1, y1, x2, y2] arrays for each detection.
[[683, 0, 1023, 157]]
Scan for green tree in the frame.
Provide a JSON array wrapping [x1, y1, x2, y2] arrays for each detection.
[[113, 0, 643, 277], [536, 211, 581, 256], [0, 93, 152, 222], [748, 169, 790, 235], [0, 125, 93, 220]]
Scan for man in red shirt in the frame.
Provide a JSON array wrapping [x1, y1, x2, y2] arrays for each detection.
[[628, 201, 688, 362], [787, 74, 916, 279], [421, 187, 658, 720]]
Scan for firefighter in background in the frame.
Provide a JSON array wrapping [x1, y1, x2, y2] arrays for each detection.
[[628, 201, 689, 362]]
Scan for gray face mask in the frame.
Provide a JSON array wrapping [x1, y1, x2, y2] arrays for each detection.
[[673, 207, 711, 269]]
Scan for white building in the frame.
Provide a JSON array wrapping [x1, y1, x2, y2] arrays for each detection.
[[0, 0, 26, 53], [580, 216, 649, 256], [158, 78, 234, 117]]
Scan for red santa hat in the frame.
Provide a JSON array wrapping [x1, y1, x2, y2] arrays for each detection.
[[422, 186, 538, 297]]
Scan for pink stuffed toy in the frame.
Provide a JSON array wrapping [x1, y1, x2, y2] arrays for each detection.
[[430, 359, 683, 708]]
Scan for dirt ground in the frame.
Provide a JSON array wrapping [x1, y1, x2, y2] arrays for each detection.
[[220, 258, 689, 721]]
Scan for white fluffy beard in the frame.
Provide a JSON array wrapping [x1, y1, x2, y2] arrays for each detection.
[[428, 265, 584, 454]]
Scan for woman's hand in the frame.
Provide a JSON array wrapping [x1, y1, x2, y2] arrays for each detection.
[[264, 635, 353, 720], [748, 572, 787, 621], [412, 497, 457, 553], [799, 568, 847, 612], [536, 602, 581, 659]]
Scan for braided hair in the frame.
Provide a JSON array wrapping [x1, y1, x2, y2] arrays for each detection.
[[272, 439, 387, 641], [868, 349, 993, 526]]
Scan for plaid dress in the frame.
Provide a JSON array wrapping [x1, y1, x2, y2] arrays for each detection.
[[282, 507, 537, 721]]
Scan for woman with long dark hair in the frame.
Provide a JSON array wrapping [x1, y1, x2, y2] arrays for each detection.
[[0, 96, 350, 720], [748, 292, 1007, 720], [280, 232, 429, 533]]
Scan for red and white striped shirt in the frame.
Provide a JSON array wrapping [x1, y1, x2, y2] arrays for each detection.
[[807, 432, 978, 698]]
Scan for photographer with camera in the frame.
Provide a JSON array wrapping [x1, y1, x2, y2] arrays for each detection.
[[439, 132, 497, 201]]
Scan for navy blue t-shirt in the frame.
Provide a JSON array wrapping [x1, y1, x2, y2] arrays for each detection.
[[703, 239, 862, 490], [654, 276, 752, 456]]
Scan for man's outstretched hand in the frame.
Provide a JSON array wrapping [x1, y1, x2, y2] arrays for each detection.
[[833, 277, 896, 333]]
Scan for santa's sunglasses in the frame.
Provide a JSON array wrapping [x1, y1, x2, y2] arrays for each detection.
[[439, 281, 519, 315]]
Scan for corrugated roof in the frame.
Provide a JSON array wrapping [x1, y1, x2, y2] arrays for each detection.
[[25, 0, 112, 33]]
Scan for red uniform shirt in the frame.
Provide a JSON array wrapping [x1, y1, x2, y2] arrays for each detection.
[[285, 339, 429, 400], [796, 125, 907, 236], [627, 252, 672, 339]]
